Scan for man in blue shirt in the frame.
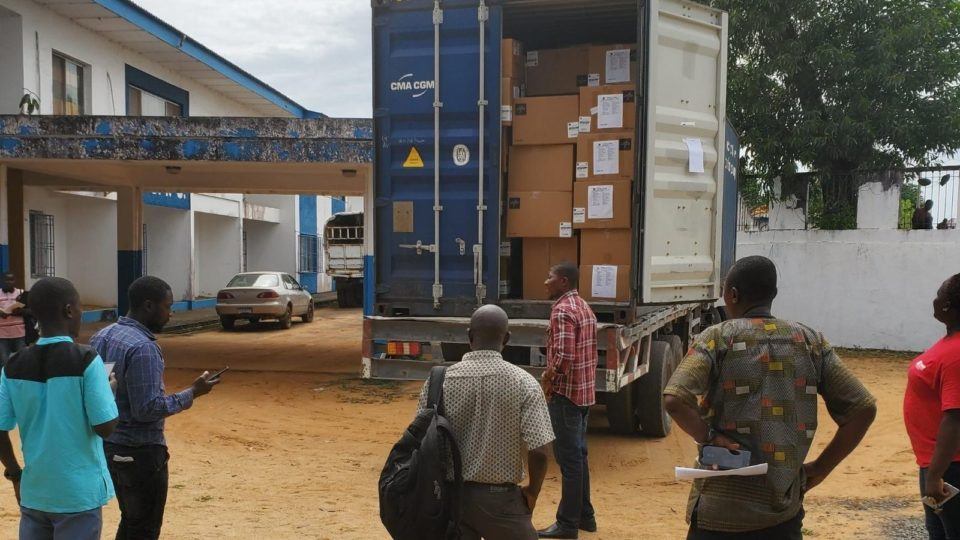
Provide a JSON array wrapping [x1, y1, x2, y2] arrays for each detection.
[[91, 276, 219, 540], [0, 277, 119, 540]]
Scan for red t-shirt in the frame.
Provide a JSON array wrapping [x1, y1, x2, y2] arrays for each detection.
[[904, 334, 960, 467]]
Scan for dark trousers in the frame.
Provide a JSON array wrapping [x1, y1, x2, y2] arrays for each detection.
[[0, 336, 25, 366], [687, 508, 804, 540], [921, 462, 960, 540], [548, 394, 595, 530], [103, 443, 169, 540], [459, 483, 537, 540]]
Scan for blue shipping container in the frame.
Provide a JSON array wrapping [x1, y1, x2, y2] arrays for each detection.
[[373, 0, 502, 316]]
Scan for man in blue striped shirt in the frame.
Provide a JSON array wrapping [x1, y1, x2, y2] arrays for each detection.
[[0, 277, 119, 540], [91, 276, 219, 540]]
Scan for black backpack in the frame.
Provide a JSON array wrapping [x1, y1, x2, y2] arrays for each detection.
[[379, 366, 463, 540]]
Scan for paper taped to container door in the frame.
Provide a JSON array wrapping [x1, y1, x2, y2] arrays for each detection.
[[683, 138, 705, 173], [606, 49, 631, 84], [592, 265, 618, 299], [593, 140, 620, 176], [597, 94, 624, 129], [587, 185, 614, 219]]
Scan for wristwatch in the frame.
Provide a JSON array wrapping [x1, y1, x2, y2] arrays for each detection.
[[700, 426, 717, 446], [4, 468, 22, 481]]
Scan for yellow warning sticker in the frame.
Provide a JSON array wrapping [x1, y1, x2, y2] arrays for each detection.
[[764, 323, 778, 332], [403, 147, 424, 168]]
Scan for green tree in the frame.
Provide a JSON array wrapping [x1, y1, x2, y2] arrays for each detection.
[[697, 0, 960, 227]]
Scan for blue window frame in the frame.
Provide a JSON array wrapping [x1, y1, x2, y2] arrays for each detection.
[[125, 64, 189, 116]]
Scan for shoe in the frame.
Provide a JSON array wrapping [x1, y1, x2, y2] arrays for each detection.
[[537, 523, 579, 539], [579, 520, 597, 533]]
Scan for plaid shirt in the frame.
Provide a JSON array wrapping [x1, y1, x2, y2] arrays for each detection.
[[547, 290, 597, 406], [90, 317, 194, 447]]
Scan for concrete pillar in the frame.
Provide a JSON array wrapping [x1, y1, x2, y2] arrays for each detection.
[[856, 181, 901, 229], [363, 173, 374, 316], [5, 168, 25, 288], [0, 165, 8, 274], [116, 186, 143, 314]]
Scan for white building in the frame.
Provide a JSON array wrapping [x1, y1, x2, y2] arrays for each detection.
[[0, 0, 362, 315]]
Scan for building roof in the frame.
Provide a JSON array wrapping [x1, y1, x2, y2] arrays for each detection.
[[34, 0, 320, 118]]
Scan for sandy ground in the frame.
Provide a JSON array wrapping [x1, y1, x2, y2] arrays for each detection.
[[0, 308, 931, 539]]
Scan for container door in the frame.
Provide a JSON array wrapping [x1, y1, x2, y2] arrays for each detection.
[[638, 0, 729, 303], [719, 121, 740, 280], [373, 0, 502, 314]]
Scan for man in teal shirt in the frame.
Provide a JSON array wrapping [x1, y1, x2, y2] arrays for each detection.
[[0, 277, 119, 539]]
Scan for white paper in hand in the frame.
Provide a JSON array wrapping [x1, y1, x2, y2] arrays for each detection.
[[675, 463, 768, 481]]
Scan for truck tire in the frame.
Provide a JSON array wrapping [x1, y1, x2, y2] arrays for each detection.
[[606, 380, 639, 435], [662, 335, 684, 372], [637, 340, 673, 438]]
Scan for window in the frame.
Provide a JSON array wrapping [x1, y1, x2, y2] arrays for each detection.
[[29, 211, 55, 278], [298, 234, 319, 273], [227, 273, 279, 288], [52, 53, 86, 115], [282, 274, 301, 290], [127, 85, 182, 117]]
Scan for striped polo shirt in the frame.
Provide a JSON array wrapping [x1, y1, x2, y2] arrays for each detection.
[[0, 337, 118, 513]]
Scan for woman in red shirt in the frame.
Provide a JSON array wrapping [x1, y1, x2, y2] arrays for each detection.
[[904, 274, 960, 540]]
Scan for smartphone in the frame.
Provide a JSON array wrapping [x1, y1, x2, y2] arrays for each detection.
[[208, 366, 230, 381], [923, 482, 960, 509], [700, 445, 752, 470]]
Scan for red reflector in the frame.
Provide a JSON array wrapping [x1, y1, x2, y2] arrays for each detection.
[[217, 292, 234, 300], [257, 291, 280, 299], [387, 341, 422, 356]]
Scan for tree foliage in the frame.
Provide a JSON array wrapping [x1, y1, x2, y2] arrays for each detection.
[[695, 0, 960, 226]]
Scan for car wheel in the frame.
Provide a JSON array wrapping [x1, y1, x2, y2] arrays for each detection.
[[220, 316, 236, 331], [302, 302, 315, 323], [279, 305, 293, 330]]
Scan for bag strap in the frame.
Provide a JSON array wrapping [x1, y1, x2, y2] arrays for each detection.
[[427, 365, 447, 416], [437, 419, 463, 539]]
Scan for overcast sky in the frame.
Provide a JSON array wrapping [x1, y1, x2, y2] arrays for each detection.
[[135, 0, 373, 118]]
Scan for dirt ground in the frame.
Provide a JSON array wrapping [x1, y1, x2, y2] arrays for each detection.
[[0, 308, 930, 539]]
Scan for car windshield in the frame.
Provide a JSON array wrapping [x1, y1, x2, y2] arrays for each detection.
[[227, 274, 279, 288]]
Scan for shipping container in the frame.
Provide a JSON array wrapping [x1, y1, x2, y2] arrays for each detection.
[[363, 0, 734, 436]]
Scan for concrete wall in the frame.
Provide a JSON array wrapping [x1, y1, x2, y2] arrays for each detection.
[[0, 7, 23, 115], [22, 185, 69, 289], [144, 205, 191, 302], [194, 212, 240, 298], [64, 193, 115, 306], [738, 229, 960, 352], [0, 0, 261, 116], [857, 181, 901, 230], [244, 194, 296, 276]]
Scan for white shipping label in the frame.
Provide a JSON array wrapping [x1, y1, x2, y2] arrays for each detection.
[[501, 105, 512, 123], [590, 106, 599, 115], [559, 222, 573, 238], [526, 51, 539, 67], [573, 207, 586, 223], [606, 49, 631, 83], [588, 73, 601, 87], [576, 162, 589, 179], [591, 265, 618, 299], [597, 94, 624, 129], [593, 140, 620, 176], [587, 185, 614, 220], [579, 116, 592, 133], [683, 138, 705, 173], [567, 121, 580, 139]]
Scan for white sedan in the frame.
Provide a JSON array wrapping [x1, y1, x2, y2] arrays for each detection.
[[215, 272, 315, 330]]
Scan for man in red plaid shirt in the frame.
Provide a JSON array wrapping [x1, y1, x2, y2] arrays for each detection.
[[537, 262, 597, 539]]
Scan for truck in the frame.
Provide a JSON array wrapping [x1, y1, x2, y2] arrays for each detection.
[[362, 0, 738, 437], [324, 211, 365, 308]]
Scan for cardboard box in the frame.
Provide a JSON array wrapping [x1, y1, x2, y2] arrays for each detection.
[[588, 44, 638, 86], [580, 229, 633, 266], [581, 264, 631, 302], [525, 46, 590, 96], [523, 238, 578, 300], [576, 131, 635, 181], [573, 179, 632, 229], [501, 77, 524, 125], [502, 39, 525, 80], [506, 191, 573, 238], [513, 95, 580, 146], [508, 145, 574, 192], [579, 85, 636, 133]]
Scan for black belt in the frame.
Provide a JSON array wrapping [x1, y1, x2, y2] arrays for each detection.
[[463, 481, 518, 493]]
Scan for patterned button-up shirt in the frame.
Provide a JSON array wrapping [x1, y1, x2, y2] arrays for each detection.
[[664, 310, 876, 533], [90, 317, 194, 447], [547, 290, 597, 407], [417, 350, 555, 484]]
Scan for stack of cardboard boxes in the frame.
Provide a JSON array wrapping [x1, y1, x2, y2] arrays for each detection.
[[503, 39, 638, 302]]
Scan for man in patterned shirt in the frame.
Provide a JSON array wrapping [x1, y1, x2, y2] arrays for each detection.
[[664, 256, 877, 539], [417, 304, 554, 540], [539, 262, 597, 539]]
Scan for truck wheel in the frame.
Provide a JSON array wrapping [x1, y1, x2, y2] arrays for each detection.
[[220, 316, 236, 331], [638, 340, 673, 437], [662, 335, 684, 372], [606, 380, 639, 435]]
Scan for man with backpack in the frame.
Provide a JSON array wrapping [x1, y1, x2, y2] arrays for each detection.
[[382, 304, 554, 540]]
